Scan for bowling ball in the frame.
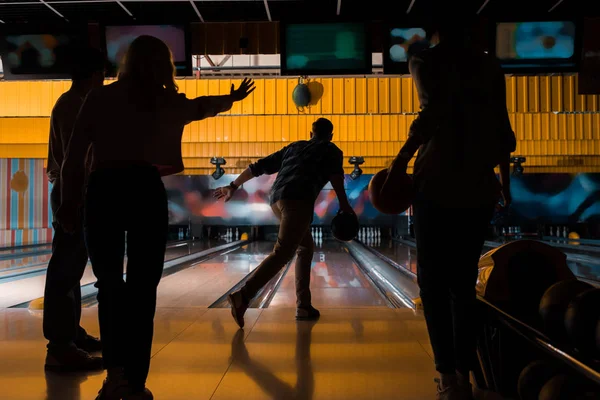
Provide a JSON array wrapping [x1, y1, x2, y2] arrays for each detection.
[[568, 232, 580, 240], [240, 232, 249, 241], [539, 280, 594, 342], [565, 288, 600, 358], [538, 374, 596, 400], [368, 169, 414, 215], [331, 211, 359, 242], [517, 360, 561, 400]]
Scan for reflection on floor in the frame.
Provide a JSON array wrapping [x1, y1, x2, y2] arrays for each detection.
[[0, 307, 436, 400]]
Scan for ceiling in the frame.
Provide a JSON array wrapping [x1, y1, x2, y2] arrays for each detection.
[[0, 0, 596, 25]]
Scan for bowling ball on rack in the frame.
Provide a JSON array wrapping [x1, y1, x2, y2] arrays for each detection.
[[368, 168, 414, 215], [539, 279, 594, 342], [331, 211, 359, 242], [565, 288, 600, 358], [517, 360, 561, 400]]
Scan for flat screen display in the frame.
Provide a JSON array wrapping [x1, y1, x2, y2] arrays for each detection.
[[0, 32, 76, 80], [103, 24, 190, 76], [281, 22, 371, 75], [383, 27, 433, 74], [495, 21, 577, 72]]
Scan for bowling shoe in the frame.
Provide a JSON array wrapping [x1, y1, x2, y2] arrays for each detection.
[[45, 343, 103, 373], [75, 333, 102, 353], [228, 290, 248, 329], [296, 305, 320, 320]]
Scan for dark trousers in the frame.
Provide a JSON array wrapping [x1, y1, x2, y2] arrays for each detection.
[[413, 198, 493, 375], [43, 182, 90, 346], [84, 166, 167, 389], [242, 199, 314, 307]]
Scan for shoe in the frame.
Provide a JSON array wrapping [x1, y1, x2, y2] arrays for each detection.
[[123, 388, 154, 400], [75, 333, 102, 353], [228, 290, 248, 329], [296, 305, 320, 321], [435, 375, 463, 400], [45, 343, 103, 373], [95, 368, 130, 400]]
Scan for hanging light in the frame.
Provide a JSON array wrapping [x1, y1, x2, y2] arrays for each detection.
[[210, 157, 226, 180], [511, 156, 526, 176], [349, 156, 365, 180]]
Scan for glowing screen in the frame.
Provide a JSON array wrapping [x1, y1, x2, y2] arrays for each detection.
[[282, 23, 370, 75], [495, 21, 576, 70]]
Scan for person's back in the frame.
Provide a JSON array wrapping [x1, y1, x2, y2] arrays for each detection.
[[76, 79, 195, 174], [268, 138, 343, 205], [410, 39, 515, 207]]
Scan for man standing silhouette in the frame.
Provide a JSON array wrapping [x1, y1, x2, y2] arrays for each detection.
[[44, 46, 105, 372]]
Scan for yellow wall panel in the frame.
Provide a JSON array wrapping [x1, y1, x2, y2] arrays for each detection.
[[1, 76, 599, 173]]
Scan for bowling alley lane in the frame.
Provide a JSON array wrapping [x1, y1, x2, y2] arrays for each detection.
[[364, 238, 418, 276], [268, 240, 392, 308], [0, 243, 52, 260], [0, 239, 224, 308], [153, 241, 275, 308]]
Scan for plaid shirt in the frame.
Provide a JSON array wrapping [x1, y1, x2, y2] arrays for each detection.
[[249, 137, 345, 205]]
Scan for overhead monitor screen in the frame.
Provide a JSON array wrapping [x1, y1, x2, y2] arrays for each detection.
[[495, 21, 577, 72], [281, 22, 371, 75], [104, 25, 190, 76], [0, 32, 76, 79]]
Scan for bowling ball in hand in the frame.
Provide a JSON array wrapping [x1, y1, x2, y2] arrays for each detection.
[[331, 211, 359, 242], [368, 169, 414, 215]]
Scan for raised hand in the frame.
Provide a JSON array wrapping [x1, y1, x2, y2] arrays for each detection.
[[214, 186, 234, 202], [230, 78, 255, 102]]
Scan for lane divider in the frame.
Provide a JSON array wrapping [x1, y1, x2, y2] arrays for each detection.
[[10, 240, 248, 310]]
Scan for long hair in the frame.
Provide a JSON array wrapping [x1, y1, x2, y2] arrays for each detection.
[[118, 35, 179, 108]]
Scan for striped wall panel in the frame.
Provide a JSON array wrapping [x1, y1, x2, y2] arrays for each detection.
[[0, 159, 52, 231]]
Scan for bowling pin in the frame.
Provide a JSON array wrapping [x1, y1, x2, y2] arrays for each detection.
[[319, 227, 323, 239], [550, 226, 554, 237]]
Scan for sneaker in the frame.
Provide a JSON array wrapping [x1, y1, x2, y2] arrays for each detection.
[[95, 368, 130, 400], [296, 305, 320, 321], [435, 375, 463, 400], [228, 290, 248, 329], [75, 333, 102, 353], [123, 388, 154, 400], [45, 344, 103, 373]]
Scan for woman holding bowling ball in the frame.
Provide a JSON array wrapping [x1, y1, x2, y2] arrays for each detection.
[[57, 35, 254, 399]]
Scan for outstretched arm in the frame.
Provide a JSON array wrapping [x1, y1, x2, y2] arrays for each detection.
[[182, 78, 255, 124], [214, 146, 286, 202]]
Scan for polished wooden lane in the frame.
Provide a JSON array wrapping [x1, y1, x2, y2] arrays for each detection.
[[269, 241, 391, 309], [0, 240, 218, 308], [154, 241, 274, 308]]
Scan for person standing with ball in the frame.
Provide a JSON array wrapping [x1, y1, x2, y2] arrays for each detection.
[[385, 13, 516, 400]]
